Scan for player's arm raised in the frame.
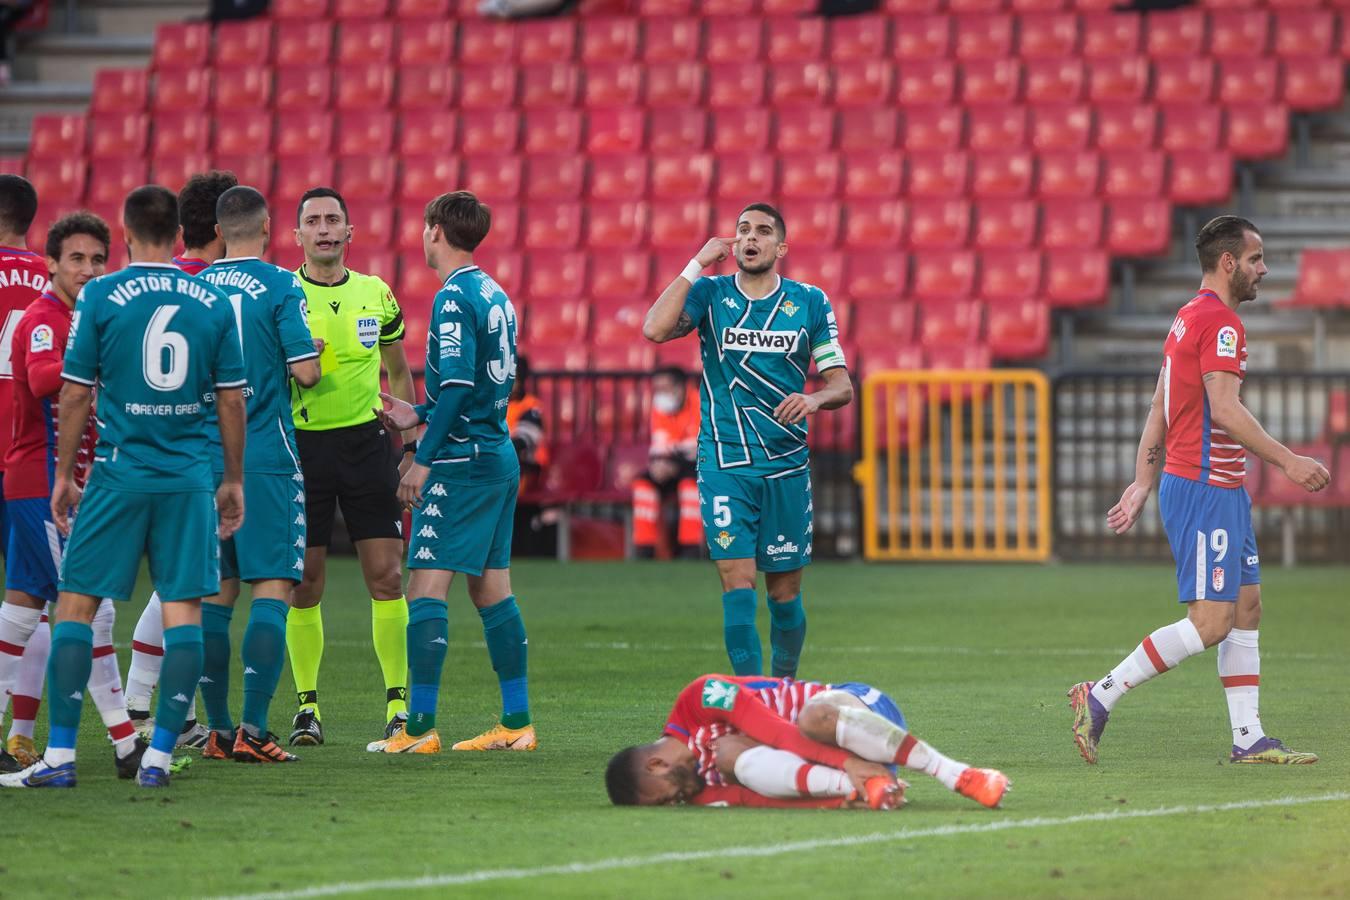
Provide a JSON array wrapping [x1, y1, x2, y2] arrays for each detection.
[[642, 237, 736, 343], [1107, 369, 1167, 535], [1203, 371, 1329, 492]]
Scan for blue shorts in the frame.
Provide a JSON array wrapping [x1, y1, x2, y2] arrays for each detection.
[[833, 682, 907, 730], [221, 472, 305, 583], [5, 497, 64, 603], [698, 470, 813, 572], [60, 485, 219, 602], [1158, 472, 1260, 603], [407, 475, 517, 576]]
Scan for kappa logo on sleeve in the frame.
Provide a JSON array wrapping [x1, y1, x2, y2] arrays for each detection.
[[30, 323, 53, 353], [1216, 325, 1238, 359], [701, 678, 739, 711]]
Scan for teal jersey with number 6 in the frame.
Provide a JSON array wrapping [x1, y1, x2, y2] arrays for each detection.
[[681, 273, 847, 479], [201, 257, 318, 475], [62, 261, 247, 493], [420, 264, 520, 482]]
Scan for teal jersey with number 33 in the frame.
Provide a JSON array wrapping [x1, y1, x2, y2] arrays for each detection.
[[62, 261, 246, 493]]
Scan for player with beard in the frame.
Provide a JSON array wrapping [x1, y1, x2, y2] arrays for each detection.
[[1070, 216, 1329, 766], [642, 204, 852, 679]]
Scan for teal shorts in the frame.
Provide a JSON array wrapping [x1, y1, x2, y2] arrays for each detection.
[[221, 471, 306, 583], [407, 474, 517, 576], [698, 469, 813, 572], [60, 484, 219, 602]]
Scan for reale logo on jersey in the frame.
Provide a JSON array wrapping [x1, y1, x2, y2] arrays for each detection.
[[1212, 566, 1225, 591], [714, 530, 735, 549], [720, 327, 799, 354], [1216, 325, 1238, 359], [30, 324, 53, 354], [356, 315, 380, 349]]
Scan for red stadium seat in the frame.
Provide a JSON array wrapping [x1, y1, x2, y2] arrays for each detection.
[[1094, 103, 1158, 151], [342, 200, 396, 248], [715, 154, 775, 200], [883, 0, 942, 12], [1285, 248, 1350, 307], [521, 63, 580, 108], [400, 155, 459, 200], [458, 22, 515, 65], [705, 20, 763, 63], [151, 111, 209, 157], [271, 0, 329, 17], [275, 156, 335, 205], [855, 341, 923, 380], [516, 19, 576, 63], [782, 248, 844, 296], [24, 158, 86, 203], [853, 302, 916, 346], [1272, 11, 1333, 58], [398, 110, 458, 156], [334, 109, 394, 155], [473, 250, 522, 299], [648, 200, 710, 245], [647, 109, 708, 153], [273, 66, 332, 110], [844, 252, 908, 301], [841, 198, 907, 247], [588, 154, 649, 200], [336, 21, 394, 64], [986, 296, 1049, 360], [971, 150, 1035, 198], [152, 67, 209, 113], [1045, 248, 1109, 307], [1037, 149, 1100, 197], [335, 0, 387, 17], [974, 199, 1038, 248], [581, 17, 639, 62], [213, 20, 271, 67], [763, 0, 815, 10], [771, 63, 832, 106], [1106, 198, 1173, 257], [839, 108, 899, 151], [907, 151, 970, 198], [150, 153, 211, 190], [522, 202, 583, 250], [1087, 57, 1149, 103], [834, 59, 895, 107], [1282, 59, 1345, 112], [766, 18, 825, 63], [92, 68, 148, 113], [650, 153, 712, 198], [710, 109, 771, 154], [584, 62, 643, 108], [1208, 11, 1269, 59], [213, 67, 271, 110], [775, 106, 835, 153], [1217, 59, 1279, 105], [1079, 13, 1140, 59], [1023, 58, 1085, 104], [1029, 104, 1092, 151], [527, 293, 591, 343], [1152, 58, 1215, 104], [394, 0, 450, 16], [458, 65, 517, 110], [979, 249, 1044, 301], [639, 17, 701, 62], [461, 155, 523, 202], [909, 198, 972, 249], [520, 154, 583, 201], [86, 160, 148, 206], [273, 22, 333, 64], [336, 63, 394, 110], [463, 110, 527, 154], [1159, 104, 1221, 151], [927, 343, 992, 373], [954, 14, 1014, 60], [644, 62, 705, 107], [395, 20, 455, 66], [586, 200, 648, 247], [841, 151, 903, 198], [213, 110, 273, 156], [917, 296, 981, 343], [897, 60, 957, 105], [1225, 104, 1289, 159], [395, 201, 430, 252], [1145, 9, 1206, 57], [590, 295, 652, 343], [894, 15, 952, 60], [1168, 149, 1234, 205], [1040, 198, 1104, 248], [902, 105, 964, 151], [89, 113, 148, 159], [476, 202, 519, 252], [829, 15, 889, 60], [950, 0, 1006, 12], [28, 115, 85, 157], [1017, 12, 1079, 58], [153, 22, 209, 70], [967, 105, 1028, 150], [961, 59, 1022, 106], [1013, 0, 1068, 10], [587, 108, 646, 154], [274, 110, 333, 156], [707, 63, 766, 108], [780, 200, 840, 245]]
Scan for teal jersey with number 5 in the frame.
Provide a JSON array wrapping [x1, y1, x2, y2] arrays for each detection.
[[201, 257, 318, 475], [682, 273, 847, 479], [420, 264, 519, 482], [62, 261, 247, 493]]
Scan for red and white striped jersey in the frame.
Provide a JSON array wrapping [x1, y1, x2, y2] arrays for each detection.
[[1161, 290, 1248, 488]]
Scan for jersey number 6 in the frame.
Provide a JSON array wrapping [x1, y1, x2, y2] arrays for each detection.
[[143, 305, 189, 392]]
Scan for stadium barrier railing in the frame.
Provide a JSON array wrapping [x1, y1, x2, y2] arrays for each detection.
[[855, 369, 1053, 562]]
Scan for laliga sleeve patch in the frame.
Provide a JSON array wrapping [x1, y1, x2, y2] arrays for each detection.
[[1216, 325, 1238, 359], [30, 323, 54, 353], [701, 678, 739, 711]]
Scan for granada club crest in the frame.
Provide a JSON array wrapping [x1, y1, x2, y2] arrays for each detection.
[[1212, 566, 1225, 592]]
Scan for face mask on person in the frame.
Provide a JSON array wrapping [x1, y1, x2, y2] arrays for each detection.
[[653, 391, 682, 415]]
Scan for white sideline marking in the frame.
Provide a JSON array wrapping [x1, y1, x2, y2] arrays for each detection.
[[211, 792, 1349, 900]]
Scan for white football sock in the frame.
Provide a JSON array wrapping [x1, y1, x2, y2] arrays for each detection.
[[1218, 628, 1265, 749], [44, 747, 75, 766], [834, 705, 968, 791], [6, 609, 48, 739], [141, 747, 172, 773], [88, 600, 137, 756], [125, 592, 165, 713], [1091, 617, 1205, 712], [731, 746, 851, 799], [0, 602, 43, 700]]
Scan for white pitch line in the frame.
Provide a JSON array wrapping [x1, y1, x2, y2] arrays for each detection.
[[210, 791, 1350, 900]]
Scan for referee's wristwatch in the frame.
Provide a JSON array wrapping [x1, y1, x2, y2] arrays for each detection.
[[402, 440, 418, 455]]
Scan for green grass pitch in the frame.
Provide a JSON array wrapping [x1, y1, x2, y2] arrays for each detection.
[[3, 560, 1347, 899]]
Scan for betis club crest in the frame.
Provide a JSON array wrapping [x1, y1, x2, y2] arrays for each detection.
[[715, 531, 735, 550]]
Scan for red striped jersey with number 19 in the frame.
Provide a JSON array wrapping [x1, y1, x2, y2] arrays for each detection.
[[0, 246, 51, 474], [1161, 290, 1248, 488]]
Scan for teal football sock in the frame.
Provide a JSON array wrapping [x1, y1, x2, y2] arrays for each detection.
[[240, 598, 288, 736], [47, 621, 94, 755], [768, 593, 807, 678], [200, 602, 235, 735], [721, 588, 762, 675], [155, 625, 204, 750], [478, 596, 530, 730], [406, 598, 448, 737]]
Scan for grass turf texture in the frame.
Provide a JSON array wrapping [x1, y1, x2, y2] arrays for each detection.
[[3, 560, 1347, 899]]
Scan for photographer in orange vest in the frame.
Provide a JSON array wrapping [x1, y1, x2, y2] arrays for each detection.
[[633, 366, 701, 559]]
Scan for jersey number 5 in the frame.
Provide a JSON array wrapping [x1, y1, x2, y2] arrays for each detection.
[[143, 305, 189, 392]]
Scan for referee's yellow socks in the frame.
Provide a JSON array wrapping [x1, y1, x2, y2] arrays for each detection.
[[372, 597, 409, 721], [286, 604, 324, 719]]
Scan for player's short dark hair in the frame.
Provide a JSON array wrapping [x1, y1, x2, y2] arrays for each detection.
[[739, 202, 786, 241], [605, 746, 645, 806], [123, 185, 180, 247], [45, 211, 111, 261], [178, 170, 238, 249], [215, 185, 269, 243], [1195, 215, 1259, 273], [652, 365, 686, 384], [296, 186, 349, 226], [425, 190, 492, 252], [0, 174, 38, 237]]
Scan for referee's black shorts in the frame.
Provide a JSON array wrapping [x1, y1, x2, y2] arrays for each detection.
[[296, 419, 403, 548]]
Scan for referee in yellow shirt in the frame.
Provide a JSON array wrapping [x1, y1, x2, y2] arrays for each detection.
[[286, 187, 417, 746]]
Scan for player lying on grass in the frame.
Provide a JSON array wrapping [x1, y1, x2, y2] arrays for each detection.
[[606, 675, 1008, 809]]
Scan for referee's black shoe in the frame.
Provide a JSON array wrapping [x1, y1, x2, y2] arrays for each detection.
[[289, 709, 324, 746]]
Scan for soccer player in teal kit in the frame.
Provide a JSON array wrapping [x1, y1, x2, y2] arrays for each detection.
[[642, 204, 853, 679]]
